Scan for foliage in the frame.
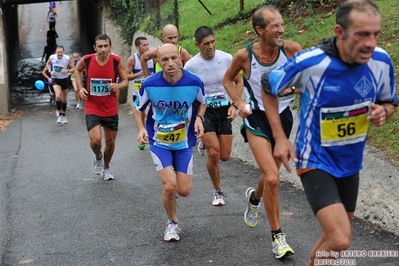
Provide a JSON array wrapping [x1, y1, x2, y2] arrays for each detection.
[[103, 0, 399, 162]]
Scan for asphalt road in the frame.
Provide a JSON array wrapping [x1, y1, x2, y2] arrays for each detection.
[[1, 1, 398, 266]]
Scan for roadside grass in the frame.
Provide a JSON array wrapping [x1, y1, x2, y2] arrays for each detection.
[[177, 0, 399, 163]]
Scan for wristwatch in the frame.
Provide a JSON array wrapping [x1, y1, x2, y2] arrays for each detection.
[[196, 114, 205, 123], [290, 86, 296, 94]]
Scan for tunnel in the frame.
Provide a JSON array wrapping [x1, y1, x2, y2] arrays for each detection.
[[0, 0, 105, 115]]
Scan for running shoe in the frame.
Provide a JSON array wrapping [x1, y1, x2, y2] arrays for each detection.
[[197, 139, 206, 156], [62, 116, 68, 124], [164, 222, 180, 242], [51, 99, 56, 105], [102, 167, 114, 181], [272, 233, 295, 259], [244, 187, 260, 228], [92, 155, 103, 175], [55, 110, 59, 117], [212, 191, 225, 206], [76, 102, 81, 109], [56, 115, 62, 124]]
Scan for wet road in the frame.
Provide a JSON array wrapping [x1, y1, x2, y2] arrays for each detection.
[[12, 1, 80, 106], [1, 1, 398, 266]]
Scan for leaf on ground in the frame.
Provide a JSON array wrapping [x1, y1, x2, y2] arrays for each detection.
[[0, 110, 24, 132]]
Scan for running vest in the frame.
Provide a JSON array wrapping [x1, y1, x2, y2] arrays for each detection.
[[48, 11, 55, 22], [244, 43, 293, 113], [133, 53, 154, 77], [48, 54, 70, 79], [84, 53, 120, 117], [154, 45, 182, 73]]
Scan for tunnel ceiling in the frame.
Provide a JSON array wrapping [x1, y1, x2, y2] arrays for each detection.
[[3, 0, 70, 5]]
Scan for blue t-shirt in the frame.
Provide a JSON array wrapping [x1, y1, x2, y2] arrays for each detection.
[[136, 69, 206, 150], [267, 44, 397, 177]]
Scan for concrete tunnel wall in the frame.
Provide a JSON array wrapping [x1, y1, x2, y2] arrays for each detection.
[[0, 0, 103, 115]]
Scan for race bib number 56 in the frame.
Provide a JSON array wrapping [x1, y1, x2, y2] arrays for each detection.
[[320, 101, 370, 146]]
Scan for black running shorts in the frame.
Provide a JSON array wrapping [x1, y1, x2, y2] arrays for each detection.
[[85, 114, 119, 132], [300, 169, 359, 214]]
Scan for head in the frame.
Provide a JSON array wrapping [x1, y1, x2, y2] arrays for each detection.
[[162, 24, 179, 45], [194, 26, 216, 60], [252, 5, 284, 47], [335, 0, 381, 65], [157, 43, 180, 78], [93, 34, 112, 59], [55, 46, 64, 59], [72, 52, 80, 62], [135, 37, 149, 55]]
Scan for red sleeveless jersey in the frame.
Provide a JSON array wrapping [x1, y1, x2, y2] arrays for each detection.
[[84, 53, 120, 117]]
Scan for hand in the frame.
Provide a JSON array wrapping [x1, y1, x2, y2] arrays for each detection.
[[227, 105, 237, 120], [108, 83, 119, 92], [137, 129, 149, 145], [79, 88, 88, 100], [368, 103, 387, 127], [236, 101, 252, 118], [273, 138, 298, 173], [194, 117, 204, 139]]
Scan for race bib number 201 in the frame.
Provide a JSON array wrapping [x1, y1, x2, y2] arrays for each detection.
[[320, 101, 370, 146]]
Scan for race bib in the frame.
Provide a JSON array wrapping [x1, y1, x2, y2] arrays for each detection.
[[206, 93, 229, 108], [134, 80, 142, 92], [90, 78, 112, 96], [320, 101, 370, 146], [156, 121, 186, 145], [53, 66, 62, 73], [70, 73, 76, 79]]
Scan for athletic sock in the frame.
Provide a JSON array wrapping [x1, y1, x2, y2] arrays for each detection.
[[272, 228, 282, 241], [250, 191, 260, 206]]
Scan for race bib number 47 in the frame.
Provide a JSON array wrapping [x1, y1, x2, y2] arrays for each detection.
[[320, 101, 370, 146], [156, 122, 186, 145]]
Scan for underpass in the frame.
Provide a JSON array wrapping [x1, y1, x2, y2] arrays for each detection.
[[0, 0, 104, 114]]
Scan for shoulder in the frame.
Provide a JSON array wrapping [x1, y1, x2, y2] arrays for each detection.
[[283, 40, 302, 58], [182, 69, 203, 82]]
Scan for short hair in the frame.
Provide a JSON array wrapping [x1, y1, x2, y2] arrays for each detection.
[[336, 0, 379, 31], [194, 26, 214, 43], [94, 34, 112, 46], [56, 45, 64, 51], [252, 5, 280, 36], [135, 37, 147, 47]]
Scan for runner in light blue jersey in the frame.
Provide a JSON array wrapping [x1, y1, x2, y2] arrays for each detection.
[[134, 44, 206, 242]]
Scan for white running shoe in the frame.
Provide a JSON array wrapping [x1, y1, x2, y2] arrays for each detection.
[[102, 167, 114, 181], [51, 99, 56, 106], [164, 222, 180, 242], [56, 115, 62, 124], [197, 139, 207, 156], [212, 191, 225, 206], [76, 102, 81, 109], [92, 155, 103, 175], [55, 110, 59, 117], [62, 116, 68, 124]]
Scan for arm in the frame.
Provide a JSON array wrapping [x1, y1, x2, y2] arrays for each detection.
[[195, 103, 207, 138], [222, 48, 250, 117], [133, 108, 148, 145], [41, 66, 51, 83], [284, 40, 302, 58], [140, 47, 157, 77], [75, 59, 88, 100], [227, 71, 244, 120], [116, 60, 128, 90], [261, 74, 297, 172], [125, 55, 143, 81]]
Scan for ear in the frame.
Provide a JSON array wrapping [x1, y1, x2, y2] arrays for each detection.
[[335, 24, 345, 39], [93, 45, 96, 52], [194, 42, 200, 49], [255, 26, 262, 36]]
